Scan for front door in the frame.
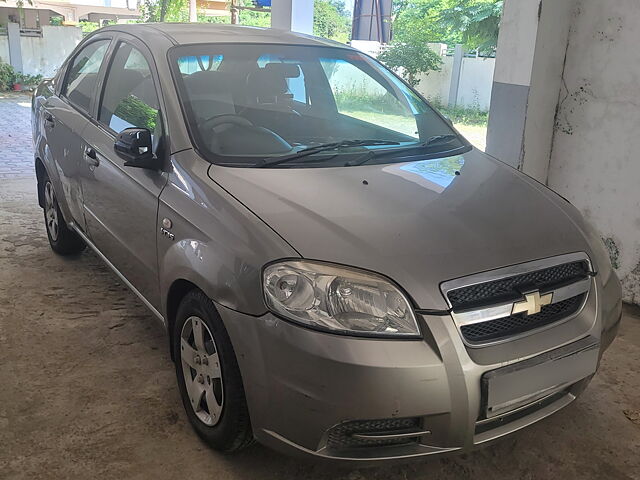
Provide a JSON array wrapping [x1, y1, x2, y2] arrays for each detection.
[[80, 38, 168, 310]]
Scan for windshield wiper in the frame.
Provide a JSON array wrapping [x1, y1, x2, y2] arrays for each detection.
[[424, 134, 460, 146], [256, 139, 400, 168], [348, 134, 462, 166]]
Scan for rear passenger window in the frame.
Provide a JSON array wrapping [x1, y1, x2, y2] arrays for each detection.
[[98, 42, 161, 137], [64, 40, 110, 112]]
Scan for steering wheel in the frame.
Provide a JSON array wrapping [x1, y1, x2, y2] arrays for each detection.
[[200, 114, 254, 132]]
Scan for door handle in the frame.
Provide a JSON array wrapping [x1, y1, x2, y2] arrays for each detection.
[[44, 112, 55, 127], [84, 147, 100, 167]]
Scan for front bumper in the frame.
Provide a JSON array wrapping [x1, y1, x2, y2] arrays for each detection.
[[219, 272, 622, 464]]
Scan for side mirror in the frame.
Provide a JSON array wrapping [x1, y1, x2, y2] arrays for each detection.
[[114, 128, 157, 169]]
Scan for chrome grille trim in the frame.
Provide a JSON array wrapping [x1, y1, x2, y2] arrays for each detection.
[[453, 277, 591, 327], [440, 252, 593, 347]]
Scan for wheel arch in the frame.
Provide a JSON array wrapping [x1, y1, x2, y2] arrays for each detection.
[[35, 157, 47, 208], [166, 278, 204, 361]]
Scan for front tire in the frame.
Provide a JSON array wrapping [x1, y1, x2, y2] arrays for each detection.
[[173, 290, 254, 452], [42, 175, 85, 255]]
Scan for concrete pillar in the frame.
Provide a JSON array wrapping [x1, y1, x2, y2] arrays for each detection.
[[486, 0, 575, 181], [7, 23, 23, 74], [448, 44, 463, 108], [271, 0, 314, 34], [189, 0, 197, 22]]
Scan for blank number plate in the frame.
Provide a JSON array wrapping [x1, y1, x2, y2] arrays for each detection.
[[482, 337, 600, 418]]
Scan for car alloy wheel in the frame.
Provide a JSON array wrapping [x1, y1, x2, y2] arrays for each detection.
[[179, 315, 224, 426], [44, 181, 59, 241]]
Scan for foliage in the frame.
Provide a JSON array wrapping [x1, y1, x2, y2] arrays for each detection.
[[391, 0, 452, 45], [334, 85, 406, 116], [49, 15, 64, 26], [14, 72, 43, 86], [438, 0, 503, 52], [430, 98, 488, 126], [140, 0, 350, 43], [114, 95, 158, 131], [0, 61, 42, 90], [379, 0, 502, 85], [0, 61, 14, 91], [197, 0, 270, 27], [79, 21, 100, 34], [378, 41, 442, 86], [378, 0, 446, 85], [139, 0, 188, 22], [313, 0, 351, 43], [390, 0, 502, 51]]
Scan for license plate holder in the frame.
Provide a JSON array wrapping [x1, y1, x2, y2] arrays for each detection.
[[481, 337, 600, 419]]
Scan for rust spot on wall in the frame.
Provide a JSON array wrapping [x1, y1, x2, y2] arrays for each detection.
[[594, 16, 623, 42], [621, 261, 640, 306], [555, 81, 595, 136], [604, 237, 620, 270]]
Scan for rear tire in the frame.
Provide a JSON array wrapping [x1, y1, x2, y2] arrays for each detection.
[[173, 290, 254, 452], [42, 174, 85, 255]]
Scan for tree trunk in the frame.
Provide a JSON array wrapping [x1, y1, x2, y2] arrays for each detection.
[[230, 0, 238, 24], [159, 0, 168, 22]]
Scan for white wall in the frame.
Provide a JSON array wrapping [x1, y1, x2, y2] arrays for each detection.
[[456, 56, 495, 110], [0, 35, 9, 65], [416, 53, 453, 106], [547, 0, 640, 303], [19, 26, 82, 77], [415, 46, 495, 110]]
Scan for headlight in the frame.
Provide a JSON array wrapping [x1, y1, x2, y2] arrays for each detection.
[[263, 260, 420, 337], [581, 218, 613, 284]]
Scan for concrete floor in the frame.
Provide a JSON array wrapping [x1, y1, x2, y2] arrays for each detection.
[[1, 176, 639, 479]]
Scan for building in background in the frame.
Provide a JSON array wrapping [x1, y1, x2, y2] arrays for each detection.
[[0, 0, 140, 29]]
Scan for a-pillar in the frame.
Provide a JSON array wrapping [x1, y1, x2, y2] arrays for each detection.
[[486, 0, 575, 182]]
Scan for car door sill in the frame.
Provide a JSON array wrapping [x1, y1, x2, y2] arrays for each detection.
[[70, 223, 166, 328]]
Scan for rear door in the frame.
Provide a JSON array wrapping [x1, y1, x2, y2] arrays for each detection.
[[80, 36, 168, 310], [43, 37, 112, 231]]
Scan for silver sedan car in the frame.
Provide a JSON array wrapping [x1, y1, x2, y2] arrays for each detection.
[[31, 23, 622, 463]]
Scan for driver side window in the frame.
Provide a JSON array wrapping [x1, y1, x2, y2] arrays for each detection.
[[98, 42, 162, 145]]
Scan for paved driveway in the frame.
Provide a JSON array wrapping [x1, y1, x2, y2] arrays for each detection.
[[0, 92, 35, 179]]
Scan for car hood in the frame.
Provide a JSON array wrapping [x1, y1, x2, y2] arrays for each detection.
[[208, 149, 592, 310]]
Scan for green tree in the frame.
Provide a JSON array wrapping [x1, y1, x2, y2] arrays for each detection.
[[139, 0, 190, 22], [378, 41, 442, 86], [390, 0, 502, 50], [438, 0, 503, 52], [391, 0, 453, 45], [378, 0, 503, 85], [313, 0, 351, 43]]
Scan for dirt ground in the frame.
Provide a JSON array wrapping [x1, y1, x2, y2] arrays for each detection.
[[0, 176, 639, 480]]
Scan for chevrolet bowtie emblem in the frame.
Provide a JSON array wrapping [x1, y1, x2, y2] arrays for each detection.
[[511, 291, 553, 316]]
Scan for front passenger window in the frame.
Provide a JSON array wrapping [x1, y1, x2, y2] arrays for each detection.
[[98, 42, 161, 141]]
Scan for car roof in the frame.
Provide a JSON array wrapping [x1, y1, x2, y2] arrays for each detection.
[[99, 23, 352, 49]]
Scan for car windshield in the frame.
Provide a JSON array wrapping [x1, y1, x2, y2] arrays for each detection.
[[170, 43, 468, 167]]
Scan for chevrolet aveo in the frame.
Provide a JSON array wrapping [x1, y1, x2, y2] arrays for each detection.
[[32, 24, 622, 462]]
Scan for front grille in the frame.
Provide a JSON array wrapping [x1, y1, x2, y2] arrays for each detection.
[[461, 293, 585, 343], [447, 261, 589, 311], [326, 417, 421, 450]]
